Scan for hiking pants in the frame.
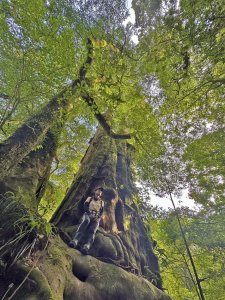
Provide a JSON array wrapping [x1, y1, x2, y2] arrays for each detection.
[[72, 212, 100, 246]]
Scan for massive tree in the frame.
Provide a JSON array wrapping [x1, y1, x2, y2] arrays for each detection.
[[0, 122, 170, 299], [0, 0, 224, 298], [0, 0, 172, 299]]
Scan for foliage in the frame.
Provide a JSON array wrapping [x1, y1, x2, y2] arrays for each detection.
[[0, 194, 53, 269], [146, 206, 225, 300], [0, 0, 164, 214], [132, 0, 225, 207], [184, 129, 225, 207], [0, 0, 224, 298]]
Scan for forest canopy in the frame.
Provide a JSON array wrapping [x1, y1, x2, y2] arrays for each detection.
[[0, 0, 225, 299]]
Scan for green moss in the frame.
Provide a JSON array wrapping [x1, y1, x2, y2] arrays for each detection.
[[133, 194, 141, 210], [124, 215, 131, 230]]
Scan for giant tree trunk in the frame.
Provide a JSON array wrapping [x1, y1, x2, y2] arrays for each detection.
[[0, 126, 171, 300], [52, 127, 162, 285]]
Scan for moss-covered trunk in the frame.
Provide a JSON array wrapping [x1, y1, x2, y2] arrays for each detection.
[[0, 89, 69, 180], [52, 127, 162, 286], [0, 39, 93, 180], [0, 129, 58, 212], [0, 126, 171, 300]]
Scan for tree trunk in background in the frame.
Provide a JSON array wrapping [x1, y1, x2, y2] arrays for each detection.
[[0, 38, 92, 180], [0, 126, 60, 285], [0, 126, 171, 300], [0, 127, 59, 212], [0, 93, 67, 179]]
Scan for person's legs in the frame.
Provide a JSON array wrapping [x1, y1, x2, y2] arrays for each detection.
[[82, 217, 100, 254], [70, 213, 90, 248]]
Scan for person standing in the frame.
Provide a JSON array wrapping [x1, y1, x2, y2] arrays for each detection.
[[69, 187, 104, 254]]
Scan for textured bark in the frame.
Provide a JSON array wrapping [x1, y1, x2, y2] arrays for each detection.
[[0, 38, 93, 180], [0, 90, 69, 180], [1, 237, 170, 300], [0, 128, 59, 212], [0, 38, 129, 180], [0, 126, 172, 299], [0, 127, 60, 272], [52, 127, 162, 288]]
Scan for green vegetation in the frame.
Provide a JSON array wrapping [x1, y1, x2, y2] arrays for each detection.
[[0, 0, 224, 299], [144, 205, 225, 300]]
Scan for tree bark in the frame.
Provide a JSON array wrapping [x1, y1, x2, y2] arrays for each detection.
[[0, 123, 61, 275], [0, 128, 59, 212], [0, 87, 71, 179], [50, 127, 168, 294], [0, 38, 93, 180], [0, 127, 171, 300]]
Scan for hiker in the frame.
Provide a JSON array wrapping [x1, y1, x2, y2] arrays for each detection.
[[69, 187, 104, 254]]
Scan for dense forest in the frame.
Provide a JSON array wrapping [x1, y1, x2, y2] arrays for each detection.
[[0, 0, 224, 299]]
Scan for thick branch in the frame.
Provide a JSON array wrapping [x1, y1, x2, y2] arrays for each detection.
[[0, 97, 21, 133], [82, 93, 131, 140], [0, 39, 93, 179]]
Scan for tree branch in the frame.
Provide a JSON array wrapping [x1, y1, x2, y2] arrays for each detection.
[[0, 39, 94, 179], [77, 38, 131, 140], [0, 93, 10, 100], [82, 93, 131, 140]]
